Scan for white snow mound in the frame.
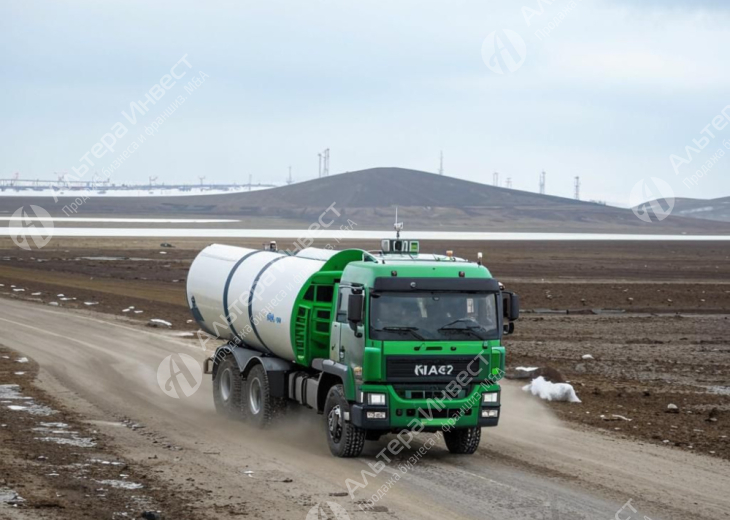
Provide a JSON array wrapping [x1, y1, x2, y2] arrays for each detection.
[[148, 319, 172, 328], [522, 376, 581, 403]]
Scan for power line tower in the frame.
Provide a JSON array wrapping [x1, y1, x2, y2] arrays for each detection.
[[438, 151, 444, 175], [539, 170, 546, 195], [493, 172, 499, 187], [287, 166, 293, 185], [506, 177, 512, 189], [149, 176, 158, 188], [198, 176, 206, 186], [248, 174, 253, 191], [318, 153, 322, 178], [318, 149, 330, 177], [574, 176, 581, 200]]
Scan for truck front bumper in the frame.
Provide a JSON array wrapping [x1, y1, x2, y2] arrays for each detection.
[[351, 384, 501, 431]]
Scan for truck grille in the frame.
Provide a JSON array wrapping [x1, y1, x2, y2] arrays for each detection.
[[386, 356, 477, 383], [393, 384, 470, 401]]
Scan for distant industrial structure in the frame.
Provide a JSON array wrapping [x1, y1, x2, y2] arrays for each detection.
[[438, 151, 444, 175], [318, 149, 330, 178], [0, 171, 278, 194], [574, 176, 581, 200], [493, 171, 499, 187], [539, 170, 546, 195]]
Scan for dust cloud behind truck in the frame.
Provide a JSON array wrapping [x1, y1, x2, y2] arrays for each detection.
[[187, 237, 519, 457]]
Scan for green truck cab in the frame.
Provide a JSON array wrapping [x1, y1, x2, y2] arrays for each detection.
[[321, 239, 518, 456]]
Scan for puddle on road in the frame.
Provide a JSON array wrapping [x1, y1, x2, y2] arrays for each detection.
[[0, 488, 24, 504], [37, 435, 97, 448], [707, 386, 730, 396], [90, 458, 125, 466], [1, 384, 56, 416]]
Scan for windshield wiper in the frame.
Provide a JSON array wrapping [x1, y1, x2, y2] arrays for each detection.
[[439, 318, 480, 329], [376, 326, 425, 340], [437, 319, 489, 339]]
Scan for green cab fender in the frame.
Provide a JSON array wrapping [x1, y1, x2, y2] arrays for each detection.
[[311, 358, 357, 406]]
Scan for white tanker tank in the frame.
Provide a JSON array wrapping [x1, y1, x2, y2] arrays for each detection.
[[187, 244, 345, 361]]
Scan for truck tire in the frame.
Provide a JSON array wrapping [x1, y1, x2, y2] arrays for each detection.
[[443, 427, 481, 454], [324, 384, 366, 458], [213, 355, 244, 419], [243, 364, 285, 429]]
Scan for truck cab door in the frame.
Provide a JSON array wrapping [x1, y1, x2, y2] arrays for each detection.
[[330, 284, 346, 361], [332, 285, 364, 367]]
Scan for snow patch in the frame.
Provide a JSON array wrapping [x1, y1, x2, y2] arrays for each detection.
[[148, 319, 172, 328], [522, 376, 581, 403], [97, 480, 143, 490]]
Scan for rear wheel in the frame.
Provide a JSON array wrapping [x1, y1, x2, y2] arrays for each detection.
[[324, 384, 366, 457], [213, 355, 243, 419], [443, 427, 481, 454], [243, 364, 285, 428]]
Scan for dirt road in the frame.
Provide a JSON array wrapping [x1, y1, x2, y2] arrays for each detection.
[[1, 298, 728, 519]]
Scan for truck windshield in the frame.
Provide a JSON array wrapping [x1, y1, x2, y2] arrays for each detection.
[[370, 292, 500, 341]]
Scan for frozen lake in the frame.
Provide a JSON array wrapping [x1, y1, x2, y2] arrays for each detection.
[[0, 217, 240, 223], [2, 227, 729, 241]]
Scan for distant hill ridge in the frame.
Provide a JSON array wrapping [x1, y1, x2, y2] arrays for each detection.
[[1, 167, 729, 234], [231, 167, 589, 209]]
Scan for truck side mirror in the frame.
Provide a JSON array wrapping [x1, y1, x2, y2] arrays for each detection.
[[347, 293, 364, 325], [502, 292, 520, 321]]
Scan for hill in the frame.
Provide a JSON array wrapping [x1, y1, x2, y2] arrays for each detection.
[[667, 196, 730, 223], [2, 167, 729, 234]]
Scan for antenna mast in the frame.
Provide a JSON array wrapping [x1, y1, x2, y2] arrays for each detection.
[[318, 149, 330, 177], [394, 208, 403, 239], [539, 170, 546, 194]]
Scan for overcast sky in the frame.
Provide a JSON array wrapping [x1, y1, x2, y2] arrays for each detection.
[[1, 0, 729, 205]]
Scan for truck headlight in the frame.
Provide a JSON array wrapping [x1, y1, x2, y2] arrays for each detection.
[[367, 411, 387, 419], [481, 409, 499, 418], [482, 392, 499, 404], [367, 393, 386, 406]]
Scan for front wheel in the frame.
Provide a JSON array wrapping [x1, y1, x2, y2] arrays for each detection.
[[324, 384, 365, 457], [443, 427, 481, 454]]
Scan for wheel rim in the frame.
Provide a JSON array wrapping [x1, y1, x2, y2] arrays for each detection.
[[328, 405, 343, 443], [249, 378, 262, 415], [220, 369, 232, 402]]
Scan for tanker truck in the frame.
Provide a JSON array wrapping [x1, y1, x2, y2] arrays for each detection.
[[187, 236, 519, 457]]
